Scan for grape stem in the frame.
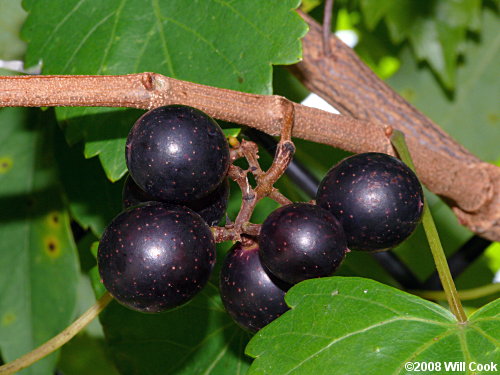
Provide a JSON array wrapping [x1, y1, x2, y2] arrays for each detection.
[[291, 11, 500, 242], [0, 72, 498, 240], [390, 129, 467, 323], [322, 0, 334, 57], [213, 101, 295, 243], [0, 292, 113, 375]]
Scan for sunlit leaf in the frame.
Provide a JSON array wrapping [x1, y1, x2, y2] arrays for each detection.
[[246, 277, 500, 375]]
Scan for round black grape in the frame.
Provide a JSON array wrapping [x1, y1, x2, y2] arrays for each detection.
[[316, 152, 424, 252], [219, 242, 290, 332], [97, 202, 216, 313], [185, 178, 229, 226], [122, 174, 230, 226], [126, 105, 230, 202], [258, 203, 348, 285], [122, 174, 153, 208]]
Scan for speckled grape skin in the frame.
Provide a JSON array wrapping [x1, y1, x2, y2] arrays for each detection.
[[122, 174, 152, 208], [97, 202, 216, 313], [185, 178, 230, 226], [258, 203, 348, 285], [219, 243, 290, 332], [122, 174, 230, 226], [316, 152, 424, 252], [126, 105, 230, 202]]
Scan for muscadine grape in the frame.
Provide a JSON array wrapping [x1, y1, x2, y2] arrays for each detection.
[[219, 242, 290, 332], [126, 105, 230, 202], [122, 174, 230, 226], [186, 178, 230, 226], [122, 174, 152, 208], [258, 203, 348, 285], [97, 202, 216, 313], [316, 152, 424, 252]]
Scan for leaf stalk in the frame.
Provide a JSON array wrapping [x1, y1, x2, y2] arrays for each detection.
[[390, 130, 467, 323], [0, 292, 113, 375]]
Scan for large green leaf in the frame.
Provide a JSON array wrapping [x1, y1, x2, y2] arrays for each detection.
[[246, 277, 500, 375], [0, 108, 79, 374], [22, 0, 307, 181], [387, 7, 500, 163]]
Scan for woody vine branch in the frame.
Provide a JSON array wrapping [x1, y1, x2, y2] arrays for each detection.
[[0, 24, 498, 241]]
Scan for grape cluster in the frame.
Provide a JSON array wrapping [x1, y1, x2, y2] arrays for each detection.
[[98, 105, 230, 313], [97, 105, 424, 332]]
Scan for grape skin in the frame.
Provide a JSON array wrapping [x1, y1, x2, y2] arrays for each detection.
[[98, 202, 216, 313], [126, 105, 230, 202], [220, 242, 290, 332], [259, 203, 348, 285], [122, 174, 230, 226], [317, 152, 424, 252]]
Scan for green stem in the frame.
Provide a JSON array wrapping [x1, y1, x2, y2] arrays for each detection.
[[411, 283, 500, 301], [0, 292, 113, 375], [390, 130, 468, 323]]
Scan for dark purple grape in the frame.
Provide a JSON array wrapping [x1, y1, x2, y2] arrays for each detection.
[[126, 105, 230, 202], [97, 202, 216, 313], [258, 203, 348, 285], [122, 174, 229, 226], [219, 242, 290, 332], [316, 152, 424, 252], [185, 178, 230, 226], [122, 174, 153, 208]]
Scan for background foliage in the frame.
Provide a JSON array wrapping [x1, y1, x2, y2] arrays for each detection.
[[0, 0, 498, 374]]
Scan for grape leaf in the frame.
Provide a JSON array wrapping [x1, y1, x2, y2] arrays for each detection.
[[387, 7, 500, 163], [246, 277, 500, 375], [0, 108, 79, 375], [359, 0, 394, 30], [21, 0, 307, 181], [359, 0, 482, 89], [223, 128, 242, 138], [54, 131, 123, 237], [58, 334, 119, 375], [99, 291, 251, 375]]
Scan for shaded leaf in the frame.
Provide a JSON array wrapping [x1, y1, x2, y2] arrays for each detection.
[[22, 0, 307, 181], [54, 130, 123, 237], [0, 108, 79, 375], [246, 277, 500, 375], [99, 295, 251, 375], [58, 334, 119, 375], [387, 7, 500, 163], [359, 0, 482, 89], [359, 0, 394, 30]]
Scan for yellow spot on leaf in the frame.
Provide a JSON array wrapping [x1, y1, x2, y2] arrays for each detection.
[[0, 157, 13, 174], [2, 312, 16, 326], [44, 236, 61, 258], [46, 211, 61, 228], [487, 113, 498, 125]]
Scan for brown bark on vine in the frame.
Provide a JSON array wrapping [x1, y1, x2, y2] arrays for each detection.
[[0, 16, 498, 241], [289, 12, 500, 242]]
